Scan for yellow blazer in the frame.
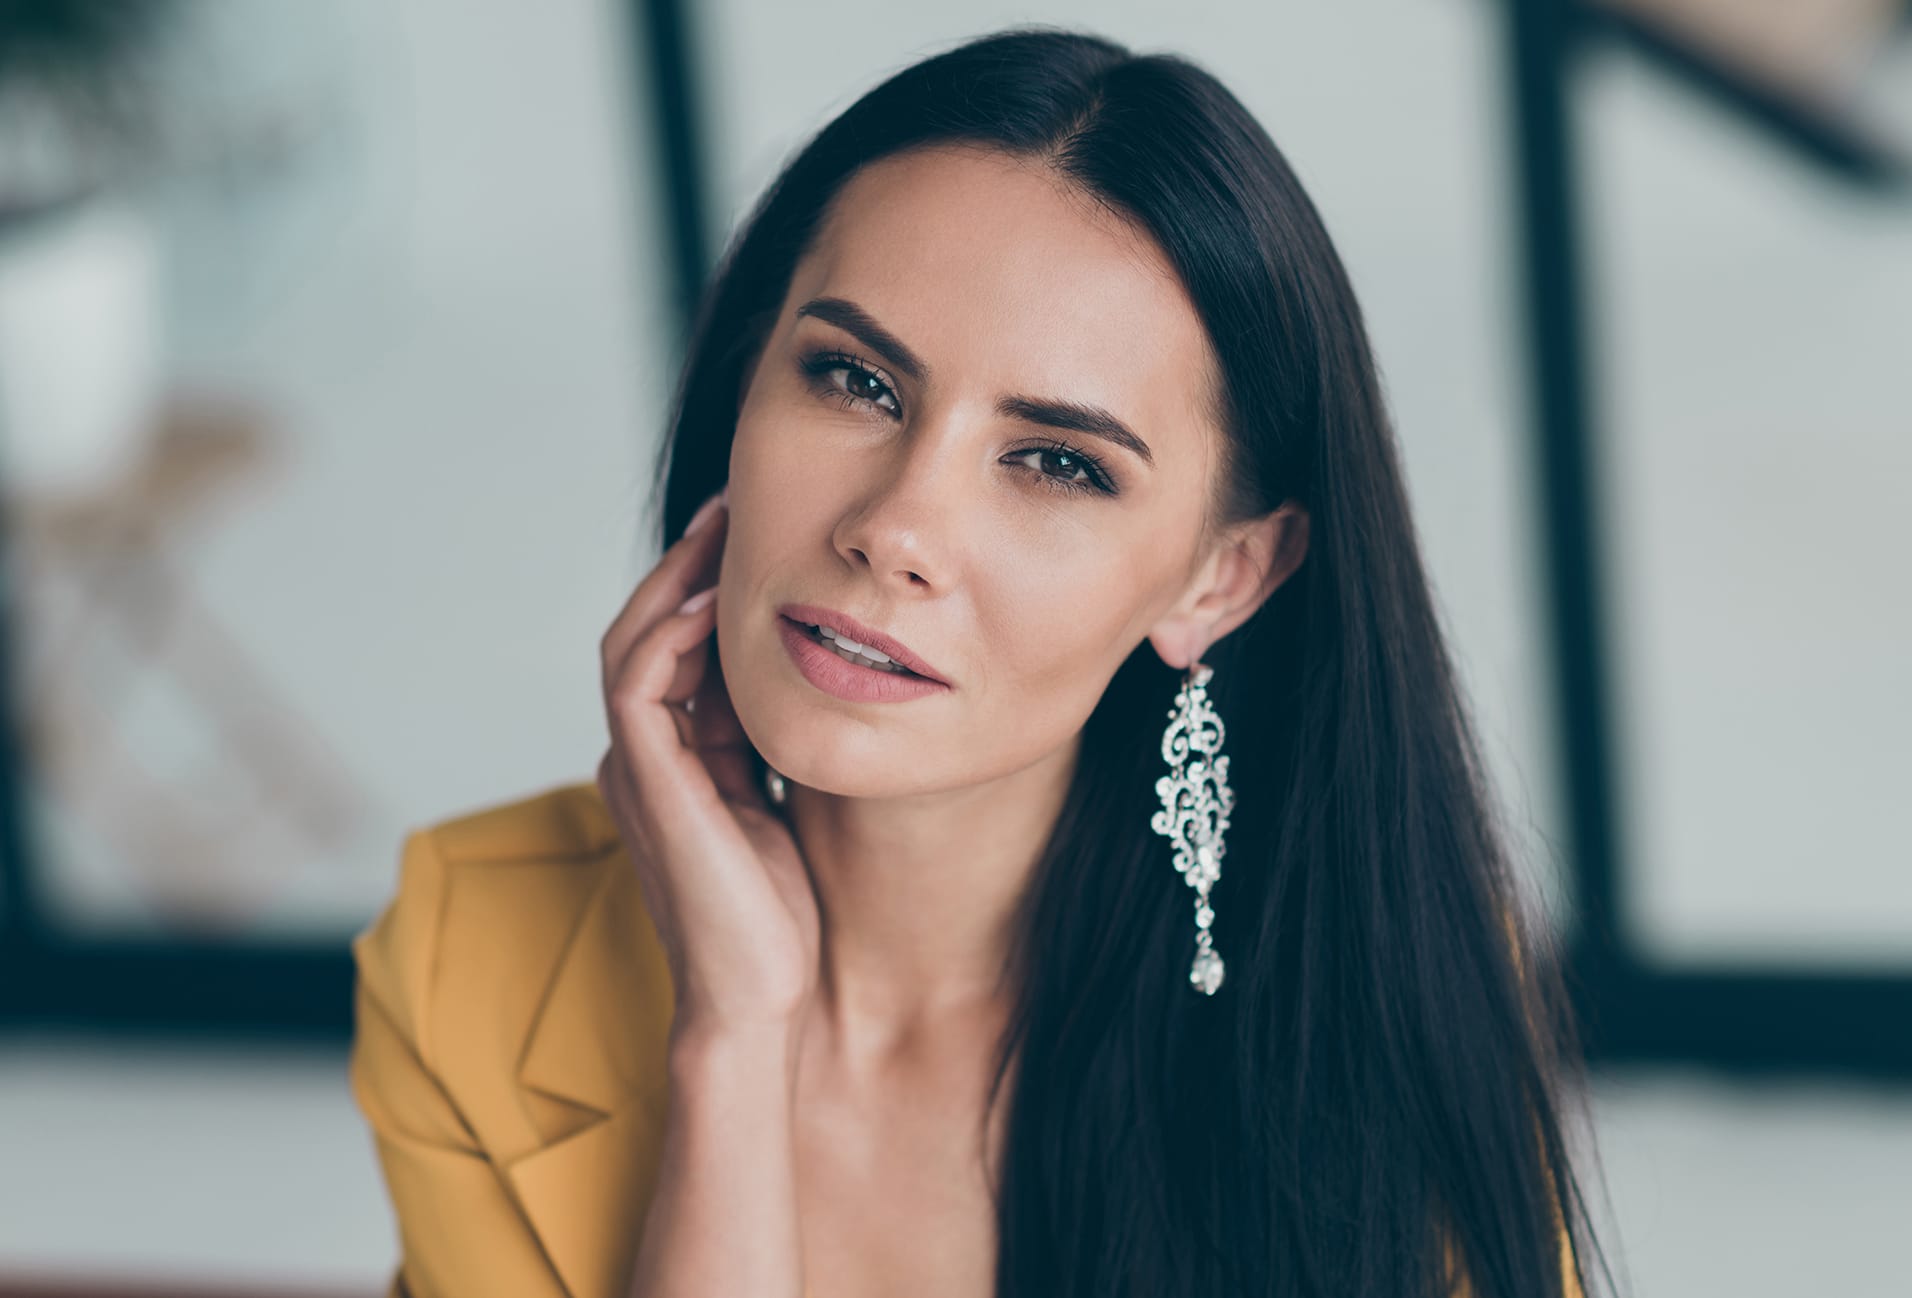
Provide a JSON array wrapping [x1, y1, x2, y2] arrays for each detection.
[[351, 779, 673, 1298], [350, 779, 1582, 1298]]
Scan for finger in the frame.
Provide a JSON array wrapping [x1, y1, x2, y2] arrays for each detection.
[[608, 588, 738, 818], [679, 643, 762, 808], [601, 501, 725, 688], [685, 639, 750, 751], [661, 621, 762, 808], [603, 571, 769, 836], [641, 585, 721, 735], [702, 735, 767, 810], [661, 601, 719, 749], [600, 491, 728, 684], [605, 586, 717, 725]]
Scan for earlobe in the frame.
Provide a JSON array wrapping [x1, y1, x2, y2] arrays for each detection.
[[1145, 501, 1309, 671], [1146, 623, 1206, 673], [1144, 577, 1236, 676]]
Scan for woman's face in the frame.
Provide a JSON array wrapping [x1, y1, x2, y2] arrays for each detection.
[[715, 143, 1268, 798]]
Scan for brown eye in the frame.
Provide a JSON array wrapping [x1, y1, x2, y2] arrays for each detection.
[[798, 349, 1117, 498], [801, 350, 901, 416], [1005, 441, 1115, 497]]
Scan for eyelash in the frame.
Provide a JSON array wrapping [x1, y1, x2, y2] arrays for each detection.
[[797, 349, 1118, 497]]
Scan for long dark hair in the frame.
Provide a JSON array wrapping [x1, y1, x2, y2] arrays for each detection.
[[648, 23, 1607, 1298]]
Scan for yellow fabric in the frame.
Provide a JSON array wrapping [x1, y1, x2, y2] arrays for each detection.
[[350, 778, 1583, 1298], [351, 778, 687, 1298]]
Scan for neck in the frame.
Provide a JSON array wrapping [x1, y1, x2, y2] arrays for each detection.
[[784, 730, 1078, 1072]]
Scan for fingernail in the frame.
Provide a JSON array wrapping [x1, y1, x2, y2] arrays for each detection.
[[685, 489, 726, 537], [678, 585, 717, 614]]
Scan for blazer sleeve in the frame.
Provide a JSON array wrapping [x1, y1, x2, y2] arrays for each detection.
[[349, 827, 572, 1298]]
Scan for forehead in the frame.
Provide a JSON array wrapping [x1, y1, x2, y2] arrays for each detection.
[[789, 145, 1221, 475]]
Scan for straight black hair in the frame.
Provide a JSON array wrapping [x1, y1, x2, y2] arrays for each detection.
[[649, 23, 1609, 1298]]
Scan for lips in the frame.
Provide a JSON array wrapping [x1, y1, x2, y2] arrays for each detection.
[[777, 616, 949, 703], [775, 602, 950, 685]]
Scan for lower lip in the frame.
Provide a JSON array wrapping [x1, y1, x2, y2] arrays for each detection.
[[777, 616, 949, 703]]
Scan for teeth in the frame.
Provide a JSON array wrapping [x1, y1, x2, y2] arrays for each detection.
[[827, 639, 906, 673], [819, 626, 889, 662], [810, 624, 910, 674]]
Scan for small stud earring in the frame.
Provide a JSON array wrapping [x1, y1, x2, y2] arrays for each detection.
[[762, 763, 787, 806]]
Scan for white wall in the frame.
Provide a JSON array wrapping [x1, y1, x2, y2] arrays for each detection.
[[0, 0, 1904, 1292], [15, 0, 675, 939]]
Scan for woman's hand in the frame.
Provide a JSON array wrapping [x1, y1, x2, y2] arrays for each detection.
[[597, 487, 820, 1044]]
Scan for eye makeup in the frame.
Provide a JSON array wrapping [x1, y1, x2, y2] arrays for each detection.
[[795, 347, 1121, 498]]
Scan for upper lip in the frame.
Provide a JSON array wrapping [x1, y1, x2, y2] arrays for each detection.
[[778, 603, 951, 685]]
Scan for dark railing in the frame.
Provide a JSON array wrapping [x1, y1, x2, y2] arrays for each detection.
[[1503, 0, 1912, 1079]]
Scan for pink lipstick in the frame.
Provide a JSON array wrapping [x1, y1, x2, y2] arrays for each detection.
[[776, 613, 950, 703]]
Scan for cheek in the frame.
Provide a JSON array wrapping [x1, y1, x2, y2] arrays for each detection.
[[732, 399, 850, 509], [936, 568, 1141, 782], [981, 555, 1150, 699], [726, 402, 840, 549]]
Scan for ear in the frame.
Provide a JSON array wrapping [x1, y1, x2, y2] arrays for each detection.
[[1147, 502, 1309, 671]]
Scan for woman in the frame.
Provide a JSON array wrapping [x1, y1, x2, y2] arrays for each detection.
[[350, 23, 1607, 1298]]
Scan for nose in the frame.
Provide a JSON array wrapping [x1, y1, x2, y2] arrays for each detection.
[[831, 423, 962, 591]]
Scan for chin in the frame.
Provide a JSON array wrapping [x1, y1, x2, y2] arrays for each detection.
[[774, 753, 938, 802], [734, 705, 944, 805]]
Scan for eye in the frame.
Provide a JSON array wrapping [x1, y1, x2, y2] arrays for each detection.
[[797, 348, 1118, 498], [1006, 440, 1116, 497], [800, 350, 901, 417]]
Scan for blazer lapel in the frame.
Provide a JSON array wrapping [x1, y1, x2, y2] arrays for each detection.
[[503, 838, 680, 1298]]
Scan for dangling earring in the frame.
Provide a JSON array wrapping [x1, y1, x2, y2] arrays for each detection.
[[1150, 659, 1234, 995], [762, 762, 787, 806]]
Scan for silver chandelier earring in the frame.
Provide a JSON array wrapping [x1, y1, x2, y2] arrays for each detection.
[[1150, 659, 1235, 995]]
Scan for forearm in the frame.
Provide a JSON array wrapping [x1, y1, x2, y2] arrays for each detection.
[[625, 1024, 805, 1298]]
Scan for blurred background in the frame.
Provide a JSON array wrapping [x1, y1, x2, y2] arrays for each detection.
[[0, 0, 1905, 1294]]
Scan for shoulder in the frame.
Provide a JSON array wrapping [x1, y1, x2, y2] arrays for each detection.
[[349, 781, 672, 1291], [350, 778, 630, 1084], [426, 777, 622, 866], [355, 777, 619, 959]]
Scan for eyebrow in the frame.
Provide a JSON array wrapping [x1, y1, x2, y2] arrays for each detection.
[[794, 295, 1156, 468]]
